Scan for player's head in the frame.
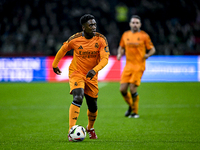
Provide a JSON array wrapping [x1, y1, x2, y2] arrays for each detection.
[[129, 15, 141, 32], [80, 14, 95, 25], [80, 14, 96, 38]]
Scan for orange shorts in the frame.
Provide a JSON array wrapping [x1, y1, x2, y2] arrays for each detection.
[[69, 73, 99, 98], [120, 68, 144, 86]]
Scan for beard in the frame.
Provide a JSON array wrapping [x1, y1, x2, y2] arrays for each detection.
[[132, 26, 139, 32]]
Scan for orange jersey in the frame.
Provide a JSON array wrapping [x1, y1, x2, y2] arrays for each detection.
[[120, 30, 154, 71], [52, 32, 110, 78]]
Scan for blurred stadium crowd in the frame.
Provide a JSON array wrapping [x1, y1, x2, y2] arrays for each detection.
[[0, 0, 200, 56]]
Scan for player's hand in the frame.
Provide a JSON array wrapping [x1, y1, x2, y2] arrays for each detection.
[[53, 67, 62, 75], [86, 70, 96, 80], [144, 54, 149, 59], [117, 54, 122, 60]]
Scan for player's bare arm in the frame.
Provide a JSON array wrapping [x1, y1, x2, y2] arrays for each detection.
[[53, 67, 62, 75], [117, 46, 125, 60], [52, 45, 68, 75], [144, 47, 156, 59]]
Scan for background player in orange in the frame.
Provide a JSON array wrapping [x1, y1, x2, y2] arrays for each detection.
[[52, 14, 110, 141], [117, 15, 156, 118]]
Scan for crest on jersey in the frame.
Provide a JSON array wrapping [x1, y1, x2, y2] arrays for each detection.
[[95, 43, 99, 48]]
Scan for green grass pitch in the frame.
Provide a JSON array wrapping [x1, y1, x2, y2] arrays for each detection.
[[0, 82, 200, 150]]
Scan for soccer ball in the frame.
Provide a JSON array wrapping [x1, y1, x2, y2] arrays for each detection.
[[69, 125, 86, 142]]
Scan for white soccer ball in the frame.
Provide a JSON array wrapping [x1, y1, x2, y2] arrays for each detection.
[[69, 125, 86, 142]]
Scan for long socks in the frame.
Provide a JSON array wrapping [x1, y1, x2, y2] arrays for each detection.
[[131, 93, 139, 114], [69, 104, 80, 132], [122, 92, 139, 114], [87, 110, 98, 130]]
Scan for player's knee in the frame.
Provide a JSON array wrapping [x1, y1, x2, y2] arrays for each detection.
[[119, 87, 127, 93], [73, 94, 83, 106], [120, 87, 127, 96], [72, 88, 84, 107], [119, 85, 127, 94]]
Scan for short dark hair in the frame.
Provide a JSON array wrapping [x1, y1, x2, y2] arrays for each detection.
[[131, 15, 141, 21], [80, 14, 95, 25]]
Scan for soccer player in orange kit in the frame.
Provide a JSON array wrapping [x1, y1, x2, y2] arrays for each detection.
[[52, 14, 110, 141], [117, 15, 156, 118]]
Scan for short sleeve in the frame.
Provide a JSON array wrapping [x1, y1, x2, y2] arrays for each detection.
[[119, 33, 125, 48], [144, 34, 154, 50]]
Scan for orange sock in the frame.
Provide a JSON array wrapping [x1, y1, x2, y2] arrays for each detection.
[[122, 92, 133, 107], [87, 110, 98, 130], [131, 95, 139, 114], [69, 104, 80, 132]]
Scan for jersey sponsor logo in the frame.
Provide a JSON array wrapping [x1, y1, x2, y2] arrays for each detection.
[[127, 42, 139, 47], [74, 82, 78, 86], [79, 51, 99, 55], [79, 50, 99, 59], [78, 45, 83, 49]]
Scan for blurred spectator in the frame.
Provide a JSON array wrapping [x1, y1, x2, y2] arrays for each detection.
[[115, 2, 129, 35], [0, 0, 200, 56]]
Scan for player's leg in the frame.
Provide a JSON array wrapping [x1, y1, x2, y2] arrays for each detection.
[[84, 80, 98, 139], [85, 94, 98, 139], [120, 83, 131, 104], [68, 74, 85, 132], [69, 88, 84, 131], [119, 83, 133, 117], [85, 94, 98, 129], [128, 70, 144, 118], [120, 69, 134, 117], [129, 84, 139, 118], [128, 70, 143, 118]]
